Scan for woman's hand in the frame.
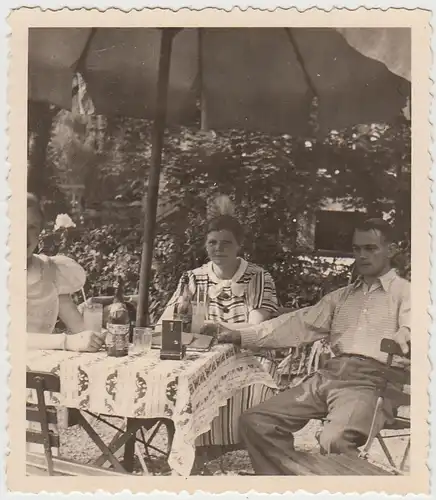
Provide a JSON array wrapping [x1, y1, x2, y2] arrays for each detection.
[[65, 330, 105, 352]]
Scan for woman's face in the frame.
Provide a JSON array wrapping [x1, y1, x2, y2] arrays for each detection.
[[27, 206, 42, 259], [206, 230, 240, 267]]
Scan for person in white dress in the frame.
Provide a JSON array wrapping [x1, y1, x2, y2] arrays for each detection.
[[27, 193, 105, 458], [26, 193, 103, 352]]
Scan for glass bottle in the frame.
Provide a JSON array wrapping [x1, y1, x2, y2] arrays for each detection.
[[106, 277, 130, 357], [174, 273, 192, 333]]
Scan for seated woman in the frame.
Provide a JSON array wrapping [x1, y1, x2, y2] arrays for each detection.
[[158, 195, 279, 454], [27, 193, 104, 457], [27, 193, 103, 352]]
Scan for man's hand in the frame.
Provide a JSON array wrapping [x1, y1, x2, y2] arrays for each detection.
[[199, 322, 220, 337], [199, 323, 241, 344], [217, 325, 241, 345], [65, 330, 105, 352], [392, 326, 411, 355]]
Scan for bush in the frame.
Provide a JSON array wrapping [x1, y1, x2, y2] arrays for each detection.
[[39, 223, 142, 297], [37, 117, 410, 377], [40, 118, 410, 312]]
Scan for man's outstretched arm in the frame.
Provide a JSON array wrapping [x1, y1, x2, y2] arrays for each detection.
[[218, 292, 340, 350]]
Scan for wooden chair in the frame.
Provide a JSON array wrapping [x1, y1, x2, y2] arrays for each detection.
[[309, 338, 410, 474], [26, 370, 128, 476], [258, 338, 410, 476], [359, 338, 411, 473], [240, 449, 393, 476]]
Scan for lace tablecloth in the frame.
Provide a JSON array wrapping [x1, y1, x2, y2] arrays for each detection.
[[26, 345, 278, 475]]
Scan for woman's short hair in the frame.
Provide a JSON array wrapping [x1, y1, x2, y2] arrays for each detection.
[[354, 218, 394, 243], [206, 215, 244, 245], [27, 192, 45, 223]]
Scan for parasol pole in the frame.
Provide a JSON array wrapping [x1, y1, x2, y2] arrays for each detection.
[[285, 28, 320, 136], [284, 28, 318, 99], [198, 28, 208, 131], [136, 28, 176, 327]]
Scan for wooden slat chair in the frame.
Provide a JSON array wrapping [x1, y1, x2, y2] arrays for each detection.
[[26, 370, 128, 476], [313, 338, 410, 474], [237, 343, 396, 476], [239, 449, 393, 476], [359, 338, 411, 473]]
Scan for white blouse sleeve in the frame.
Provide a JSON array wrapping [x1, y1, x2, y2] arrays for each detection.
[[49, 255, 86, 295]]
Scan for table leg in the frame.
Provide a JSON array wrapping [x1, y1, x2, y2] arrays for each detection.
[[91, 417, 176, 474], [74, 411, 127, 473], [123, 418, 137, 473], [93, 420, 143, 468]]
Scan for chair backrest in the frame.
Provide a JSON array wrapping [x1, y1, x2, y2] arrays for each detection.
[[26, 370, 61, 475], [380, 338, 411, 363], [379, 338, 411, 407]]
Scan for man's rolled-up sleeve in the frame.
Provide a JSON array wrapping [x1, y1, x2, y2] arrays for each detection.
[[240, 291, 339, 350], [398, 281, 411, 331]]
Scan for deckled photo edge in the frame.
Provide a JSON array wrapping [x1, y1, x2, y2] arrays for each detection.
[[5, 6, 432, 495]]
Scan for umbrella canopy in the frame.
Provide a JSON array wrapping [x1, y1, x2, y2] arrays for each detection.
[[28, 27, 410, 135], [337, 28, 411, 82]]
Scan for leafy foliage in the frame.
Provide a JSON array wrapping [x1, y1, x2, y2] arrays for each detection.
[[39, 113, 411, 320], [34, 111, 410, 378]]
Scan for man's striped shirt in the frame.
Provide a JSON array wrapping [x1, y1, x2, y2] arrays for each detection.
[[240, 268, 410, 366]]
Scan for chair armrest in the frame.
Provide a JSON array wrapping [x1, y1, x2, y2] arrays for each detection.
[[380, 338, 411, 360]]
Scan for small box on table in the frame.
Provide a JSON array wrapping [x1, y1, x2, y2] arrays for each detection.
[[160, 320, 186, 360]]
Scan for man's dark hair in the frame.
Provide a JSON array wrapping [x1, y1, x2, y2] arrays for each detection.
[[354, 218, 394, 243]]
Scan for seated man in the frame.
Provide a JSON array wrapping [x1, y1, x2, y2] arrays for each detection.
[[217, 218, 410, 475]]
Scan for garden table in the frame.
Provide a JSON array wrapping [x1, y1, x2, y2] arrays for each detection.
[[26, 344, 277, 476]]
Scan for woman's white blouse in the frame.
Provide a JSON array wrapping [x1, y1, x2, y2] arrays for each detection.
[[27, 254, 86, 334]]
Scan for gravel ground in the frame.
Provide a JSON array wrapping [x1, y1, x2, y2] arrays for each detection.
[[57, 407, 410, 476]]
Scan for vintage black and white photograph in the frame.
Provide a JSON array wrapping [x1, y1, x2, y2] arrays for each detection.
[[5, 6, 431, 496]]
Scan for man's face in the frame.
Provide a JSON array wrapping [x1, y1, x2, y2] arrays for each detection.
[[352, 228, 393, 277]]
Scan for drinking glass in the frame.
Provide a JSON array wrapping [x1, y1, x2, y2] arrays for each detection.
[[131, 327, 153, 354], [191, 302, 208, 334], [83, 303, 103, 333]]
